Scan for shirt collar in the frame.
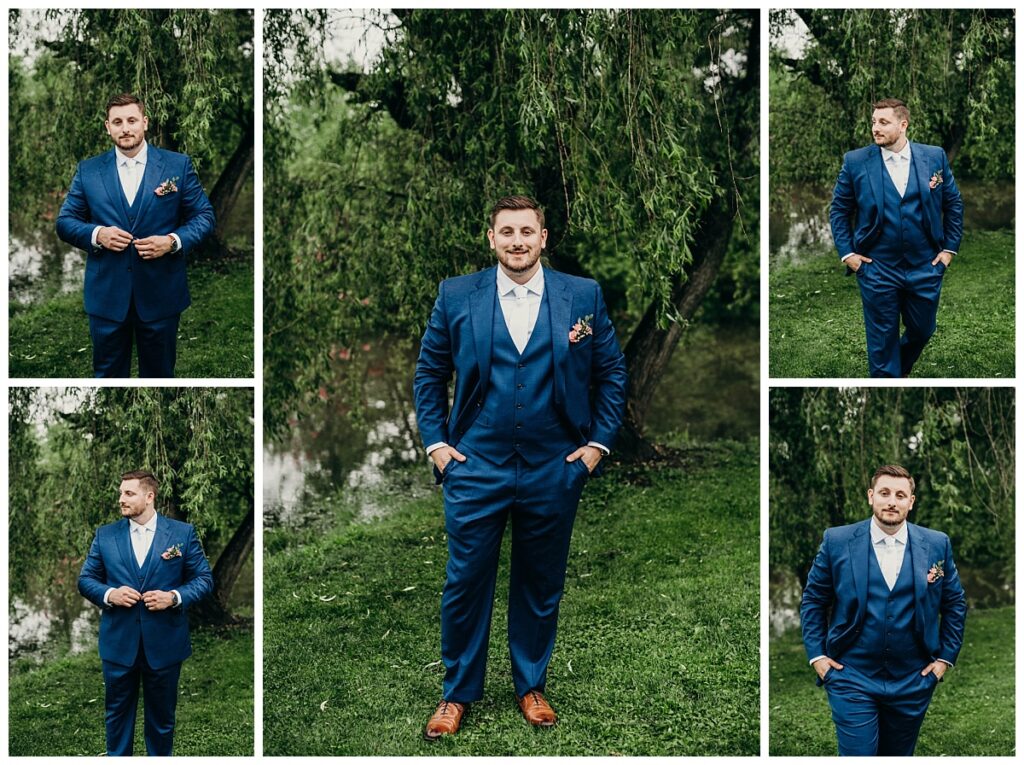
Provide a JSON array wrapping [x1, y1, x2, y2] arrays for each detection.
[[881, 141, 911, 164], [129, 513, 157, 534], [870, 515, 907, 545], [496, 263, 544, 297], [115, 140, 148, 167]]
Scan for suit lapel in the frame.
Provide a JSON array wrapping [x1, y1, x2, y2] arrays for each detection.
[[140, 517, 172, 591], [848, 520, 871, 625], [910, 142, 936, 234], [908, 523, 931, 633], [132, 146, 165, 227], [469, 267, 496, 395], [868, 146, 885, 217], [546, 269, 572, 407], [113, 518, 137, 579], [99, 150, 132, 225]]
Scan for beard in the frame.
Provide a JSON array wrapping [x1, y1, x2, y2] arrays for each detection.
[[873, 507, 904, 527], [497, 247, 541, 274], [116, 134, 142, 152]]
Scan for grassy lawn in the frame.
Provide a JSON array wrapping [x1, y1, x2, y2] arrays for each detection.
[[9, 624, 254, 756], [264, 442, 759, 755], [9, 257, 254, 378], [769, 229, 1014, 377], [769, 606, 1014, 756]]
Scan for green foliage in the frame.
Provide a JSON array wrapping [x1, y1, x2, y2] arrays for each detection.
[[769, 387, 1014, 587], [263, 10, 758, 437], [8, 9, 254, 227], [264, 448, 758, 754], [8, 388, 254, 600], [770, 608, 1014, 756], [769, 9, 1014, 196], [769, 230, 1014, 378]]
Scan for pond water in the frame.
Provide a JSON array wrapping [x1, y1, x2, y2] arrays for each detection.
[[769, 180, 1014, 266], [264, 322, 760, 528]]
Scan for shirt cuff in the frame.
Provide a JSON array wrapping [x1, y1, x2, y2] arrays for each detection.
[[941, 249, 956, 255], [103, 587, 115, 607], [170, 233, 182, 253], [587, 441, 610, 456], [425, 442, 447, 456], [937, 658, 953, 667], [809, 655, 827, 665], [840, 253, 856, 262], [172, 589, 182, 608], [92, 226, 103, 247]]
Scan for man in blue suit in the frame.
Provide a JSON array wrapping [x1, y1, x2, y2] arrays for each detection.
[[413, 195, 627, 739], [78, 470, 213, 756], [800, 464, 968, 756], [56, 93, 216, 378], [830, 98, 964, 378]]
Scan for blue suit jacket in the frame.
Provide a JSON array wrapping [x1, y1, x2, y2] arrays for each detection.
[[800, 519, 967, 674], [56, 146, 215, 322], [78, 516, 213, 670], [829, 142, 964, 261], [413, 266, 627, 478]]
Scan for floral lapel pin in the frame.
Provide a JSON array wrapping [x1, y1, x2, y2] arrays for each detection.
[[928, 170, 943, 190], [161, 544, 183, 560], [569, 314, 594, 343], [155, 176, 180, 196], [926, 560, 944, 584]]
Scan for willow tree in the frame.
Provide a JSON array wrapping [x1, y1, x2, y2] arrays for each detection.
[[769, 9, 1014, 193], [264, 10, 758, 458], [8, 388, 254, 625], [769, 387, 1015, 589], [8, 9, 254, 253]]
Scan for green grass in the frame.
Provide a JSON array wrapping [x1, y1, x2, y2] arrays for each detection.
[[9, 624, 254, 756], [769, 229, 1014, 377], [9, 257, 254, 378], [263, 443, 759, 755], [769, 606, 1014, 756]]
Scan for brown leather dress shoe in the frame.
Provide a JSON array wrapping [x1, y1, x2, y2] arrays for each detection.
[[423, 700, 467, 741], [517, 689, 558, 727]]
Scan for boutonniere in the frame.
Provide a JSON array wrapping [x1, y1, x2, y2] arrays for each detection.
[[155, 177, 180, 196], [926, 560, 945, 584], [161, 544, 183, 560], [569, 314, 594, 343], [928, 170, 943, 190]]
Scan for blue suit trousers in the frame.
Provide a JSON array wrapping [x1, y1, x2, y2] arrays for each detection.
[[856, 258, 946, 378], [102, 638, 181, 756], [824, 665, 938, 756], [89, 299, 180, 378], [440, 442, 589, 701]]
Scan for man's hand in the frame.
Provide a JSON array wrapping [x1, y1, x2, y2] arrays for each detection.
[[931, 250, 954, 267], [135, 235, 174, 260], [845, 253, 873, 272], [108, 586, 142, 607], [142, 590, 175, 611], [430, 445, 467, 474], [921, 660, 948, 681], [566, 445, 603, 474], [812, 656, 844, 681], [97, 226, 134, 252]]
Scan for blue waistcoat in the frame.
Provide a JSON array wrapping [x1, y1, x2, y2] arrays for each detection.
[[870, 159, 933, 266], [459, 289, 576, 465], [841, 540, 929, 677]]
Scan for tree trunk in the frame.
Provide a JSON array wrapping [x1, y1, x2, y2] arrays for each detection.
[[209, 117, 254, 242], [191, 506, 254, 626]]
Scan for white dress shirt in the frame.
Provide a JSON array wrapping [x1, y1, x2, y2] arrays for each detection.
[[870, 515, 907, 590], [881, 142, 912, 198], [426, 264, 608, 457]]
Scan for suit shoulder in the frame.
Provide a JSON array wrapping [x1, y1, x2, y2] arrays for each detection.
[[823, 520, 868, 543], [79, 151, 112, 172], [439, 267, 494, 296], [95, 519, 124, 537], [160, 516, 196, 534], [910, 522, 951, 544], [844, 145, 877, 164], [150, 146, 193, 164]]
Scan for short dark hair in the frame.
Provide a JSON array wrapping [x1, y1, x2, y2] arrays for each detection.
[[489, 195, 545, 230], [106, 93, 145, 118], [121, 469, 159, 497], [872, 98, 910, 125], [870, 464, 915, 495]]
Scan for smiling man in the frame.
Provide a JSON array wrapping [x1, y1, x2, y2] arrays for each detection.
[[829, 98, 964, 377], [799, 464, 968, 756], [78, 470, 213, 756], [56, 93, 215, 377], [413, 195, 627, 739]]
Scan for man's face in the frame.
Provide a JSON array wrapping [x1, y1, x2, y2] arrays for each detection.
[[871, 108, 907, 150], [488, 208, 547, 277], [105, 104, 148, 153], [119, 479, 153, 519], [868, 475, 915, 529]]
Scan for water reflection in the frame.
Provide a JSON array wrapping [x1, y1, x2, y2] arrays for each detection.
[[9, 227, 84, 305], [10, 584, 98, 666]]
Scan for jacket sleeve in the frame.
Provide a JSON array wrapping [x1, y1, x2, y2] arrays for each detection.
[[56, 163, 99, 254], [800, 530, 835, 662], [936, 535, 968, 665], [177, 525, 214, 607], [829, 153, 857, 260], [78, 532, 112, 609], [412, 281, 454, 449], [939, 150, 964, 254], [173, 156, 216, 255], [586, 282, 627, 450]]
